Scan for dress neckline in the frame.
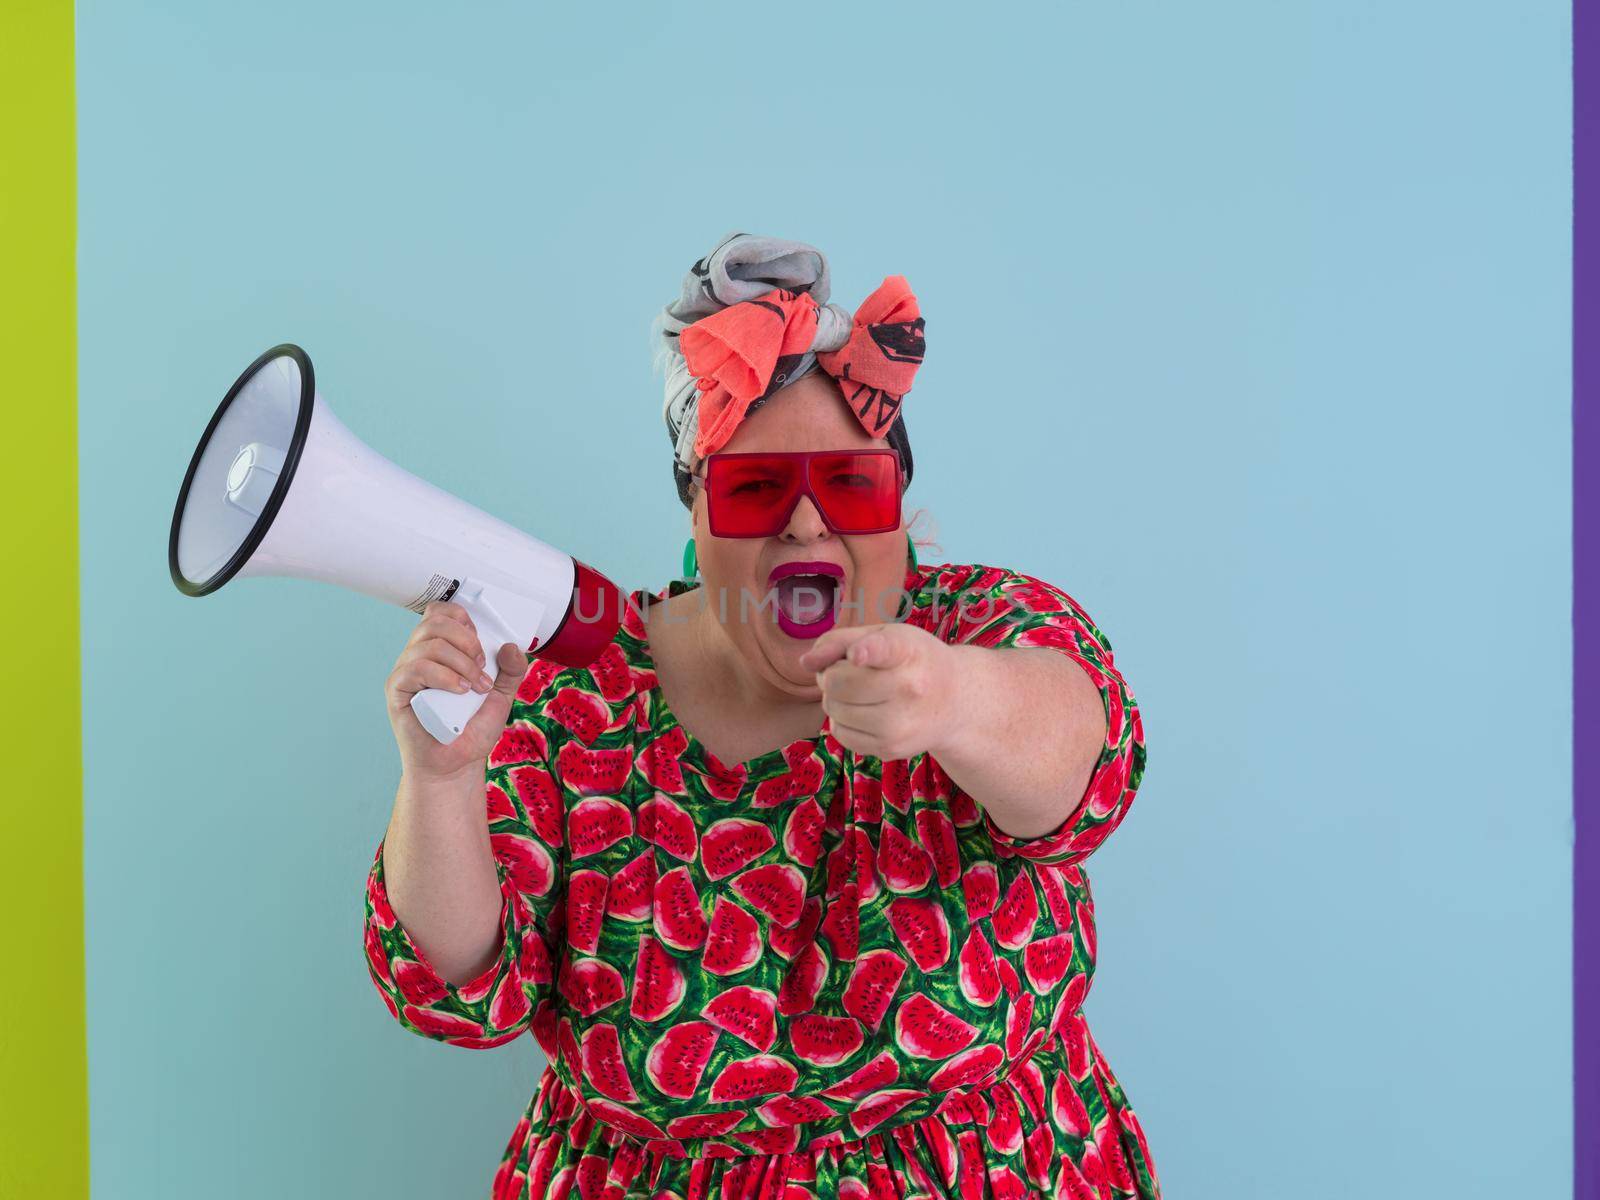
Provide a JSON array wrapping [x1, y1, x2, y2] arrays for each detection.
[[625, 561, 930, 780], [628, 580, 825, 779]]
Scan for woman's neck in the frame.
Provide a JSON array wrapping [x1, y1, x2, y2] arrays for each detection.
[[650, 586, 825, 759], [682, 587, 810, 712]]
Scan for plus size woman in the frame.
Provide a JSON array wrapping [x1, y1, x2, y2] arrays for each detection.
[[364, 233, 1159, 1199]]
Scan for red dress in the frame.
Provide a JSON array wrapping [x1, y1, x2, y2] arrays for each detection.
[[363, 561, 1158, 1198]]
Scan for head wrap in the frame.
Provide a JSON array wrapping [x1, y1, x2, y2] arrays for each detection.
[[653, 231, 923, 509]]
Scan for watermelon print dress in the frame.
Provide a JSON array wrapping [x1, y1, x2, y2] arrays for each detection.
[[362, 561, 1158, 1200]]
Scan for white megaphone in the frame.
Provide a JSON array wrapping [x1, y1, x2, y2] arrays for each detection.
[[168, 343, 624, 744]]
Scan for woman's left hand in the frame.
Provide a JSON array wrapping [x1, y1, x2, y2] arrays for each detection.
[[797, 622, 962, 760]]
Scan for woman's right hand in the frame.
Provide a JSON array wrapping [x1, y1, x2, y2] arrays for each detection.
[[385, 600, 529, 783]]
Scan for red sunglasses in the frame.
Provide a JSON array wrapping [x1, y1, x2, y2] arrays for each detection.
[[693, 449, 903, 538]]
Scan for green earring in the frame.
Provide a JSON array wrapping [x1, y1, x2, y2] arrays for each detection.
[[906, 532, 918, 571]]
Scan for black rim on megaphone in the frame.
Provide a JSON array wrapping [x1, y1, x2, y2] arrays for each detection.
[[169, 342, 316, 597]]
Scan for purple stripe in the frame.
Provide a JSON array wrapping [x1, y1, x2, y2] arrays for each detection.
[[1578, 0, 1596, 1193]]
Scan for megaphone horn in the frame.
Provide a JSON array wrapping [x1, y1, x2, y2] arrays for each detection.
[[168, 343, 624, 744]]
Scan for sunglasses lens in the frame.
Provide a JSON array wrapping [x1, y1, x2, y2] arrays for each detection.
[[704, 452, 900, 536], [810, 452, 900, 532], [706, 458, 801, 536]]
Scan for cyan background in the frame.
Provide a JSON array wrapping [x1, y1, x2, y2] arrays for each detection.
[[79, 2, 1571, 1196]]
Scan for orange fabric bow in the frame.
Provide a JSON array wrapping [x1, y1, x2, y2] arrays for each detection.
[[678, 275, 926, 460]]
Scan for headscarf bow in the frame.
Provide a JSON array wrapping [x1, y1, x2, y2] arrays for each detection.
[[653, 231, 923, 509], [678, 276, 925, 460]]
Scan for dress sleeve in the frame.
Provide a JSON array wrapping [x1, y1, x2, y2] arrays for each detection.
[[930, 564, 1146, 867], [362, 700, 567, 1050]]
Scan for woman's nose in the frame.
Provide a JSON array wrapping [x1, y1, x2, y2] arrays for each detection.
[[781, 493, 831, 542]]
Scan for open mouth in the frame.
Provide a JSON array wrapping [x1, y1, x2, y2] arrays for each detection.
[[775, 573, 837, 622], [769, 563, 843, 639]]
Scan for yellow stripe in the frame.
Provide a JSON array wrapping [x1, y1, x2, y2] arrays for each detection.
[[0, 0, 88, 1195]]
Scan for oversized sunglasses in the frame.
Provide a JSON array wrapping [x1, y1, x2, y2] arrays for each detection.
[[693, 449, 903, 538]]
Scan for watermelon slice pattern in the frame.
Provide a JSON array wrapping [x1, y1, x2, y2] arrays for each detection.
[[363, 561, 1157, 1198]]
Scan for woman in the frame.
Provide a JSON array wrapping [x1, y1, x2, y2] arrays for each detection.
[[364, 232, 1159, 1199]]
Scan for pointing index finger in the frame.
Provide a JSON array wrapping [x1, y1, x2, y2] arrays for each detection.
[[797, 624, 875, 673], [800, 630, 889, 678]]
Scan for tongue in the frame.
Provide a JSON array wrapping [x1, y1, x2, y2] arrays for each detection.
[[775, 575, 835, 624]]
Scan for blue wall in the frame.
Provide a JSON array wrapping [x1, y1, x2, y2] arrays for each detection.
[[79, 2, 1571, 1196]]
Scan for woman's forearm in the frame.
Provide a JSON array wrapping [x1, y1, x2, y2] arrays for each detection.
[[931, 644, 1106, 838], [381, 769, 506, 986]]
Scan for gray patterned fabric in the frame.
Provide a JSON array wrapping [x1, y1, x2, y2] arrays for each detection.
[[651, 230, 913, 510]]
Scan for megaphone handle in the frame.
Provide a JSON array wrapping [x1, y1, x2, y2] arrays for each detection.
[[409, 590, 521, 745]]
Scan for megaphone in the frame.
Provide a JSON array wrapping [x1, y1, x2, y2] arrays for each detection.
[[168, 343, 624, 744]]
